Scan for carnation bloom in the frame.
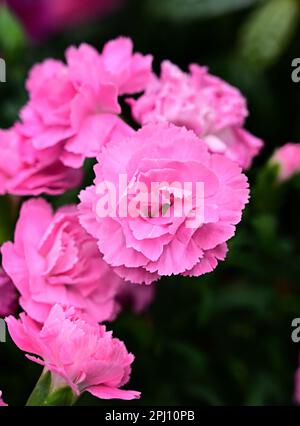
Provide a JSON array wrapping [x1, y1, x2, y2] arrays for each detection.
[[0, 127, 82, 196], [1, 198, 124, 323], [0, 391, 7, 406], [272, 143, 300, 181], [6, 304, 140, 400], [129, 61, 263, 169], [0, 267, 18, 318], [20, 37, 152, 168], [79, 123, 249, 284]]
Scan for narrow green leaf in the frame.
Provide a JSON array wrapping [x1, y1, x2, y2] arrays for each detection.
[[237, 0, 299, 69], [0, 5, 26, 54], [148, 0, 260, 21]]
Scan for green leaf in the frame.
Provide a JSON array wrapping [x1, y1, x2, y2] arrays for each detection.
[[170, 341, 207, 371], [252, 213, 277, 242], [0, 5, 26, 55], [245, 373, 282, 405], [185, 385, 224, 405], [215, 287, 271, 315], [147, 0, 260, 21], [237, 0, 299, 69]]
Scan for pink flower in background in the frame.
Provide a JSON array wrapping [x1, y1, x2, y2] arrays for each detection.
[[20, 37, 151, 168], [2, 199, 124, 323], [129, 61, 263, 169], [295, 355, 300, 404], [117, 283, 155, 314], [0, 127, 81, 196], [79, 123, 249, 284], [272, 143, 300, 181], [6, 0, 124, 40], [0, 391, 7, 406], [0, 267, 18, 317], [6, 304, 140, 400]]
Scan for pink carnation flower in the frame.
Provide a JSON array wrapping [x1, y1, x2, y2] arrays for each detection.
[[20, 38, 152, 168], [1, 199, 124, 323], [6, 304, 140, 400], [0, 127, 82, 196], [79, 123, 249, 284], [0, 267, 18, 318], [129, 61, 263, 169], [0, 391, 7, 406], [272, 143, 300, 181]]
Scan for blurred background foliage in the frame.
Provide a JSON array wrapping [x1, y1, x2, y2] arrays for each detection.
[[1, 0, 300, 406]]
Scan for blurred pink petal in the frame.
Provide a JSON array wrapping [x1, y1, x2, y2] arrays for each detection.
[[272, 143, 300, 181], [0, 391, 7, 406], [6, 0, 124, 40], [0, 267, 18, 317], [117, 282, 155, 314]]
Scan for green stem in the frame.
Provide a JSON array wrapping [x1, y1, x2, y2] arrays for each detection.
[[0, 195, 15, 243]]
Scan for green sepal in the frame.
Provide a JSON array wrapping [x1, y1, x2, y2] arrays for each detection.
[[42, 386, 77, 406], [26, 371, 78, 406], [26, 371, 52, 406]]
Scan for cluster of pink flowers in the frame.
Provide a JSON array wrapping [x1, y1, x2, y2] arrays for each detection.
[[0, 36, 263, 405], [0, 37, 151, 195]]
